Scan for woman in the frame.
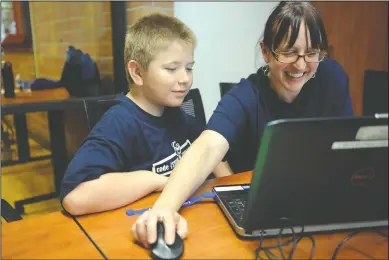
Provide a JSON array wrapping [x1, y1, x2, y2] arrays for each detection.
[[132, 1, 354, 247]]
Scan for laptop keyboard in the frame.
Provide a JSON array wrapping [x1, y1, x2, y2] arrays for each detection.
[[221, 191, 248, 225]]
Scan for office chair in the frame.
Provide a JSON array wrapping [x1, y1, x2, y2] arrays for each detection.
[[83, 99, 120, 131], [82, 91, 211, 178], [83, 89, 207, 131], [219, 82, 236, 97], [1, 199, 23, 222], [181, 88, 206, 126], [363, 70, 388, 116]]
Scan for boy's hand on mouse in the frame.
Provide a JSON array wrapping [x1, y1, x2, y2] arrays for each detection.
[[132, 208, 188, 248]]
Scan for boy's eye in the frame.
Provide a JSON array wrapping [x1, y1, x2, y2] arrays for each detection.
[[186, 68, 193, 72], [166, 68, 177, 71]]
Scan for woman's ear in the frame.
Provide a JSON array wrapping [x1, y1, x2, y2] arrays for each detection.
[[259, 40, 271, 64], [127, 60, 143, 86]]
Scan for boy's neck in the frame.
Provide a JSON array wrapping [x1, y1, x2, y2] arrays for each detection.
[[126, 89, 165, 117]]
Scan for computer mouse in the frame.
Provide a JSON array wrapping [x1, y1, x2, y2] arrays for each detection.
[[150, 222, 184, 260]]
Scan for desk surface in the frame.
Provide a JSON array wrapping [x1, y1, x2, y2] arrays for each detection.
[[2, 90, 116, 115], [1, 87, 70, 106], [76, 172, 388, 259], [2, 211, 103, 259]]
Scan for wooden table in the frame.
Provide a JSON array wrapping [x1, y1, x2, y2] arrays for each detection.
[[1, 88, 70, 164], [76, 172, 388, 259], [2, 87, 71, 214], [1, 211, 103, 259], [2, 89, 118, 214], [1, 88, 70, 106]]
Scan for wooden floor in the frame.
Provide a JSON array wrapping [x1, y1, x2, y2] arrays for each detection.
[[2, 114, 63, 219]]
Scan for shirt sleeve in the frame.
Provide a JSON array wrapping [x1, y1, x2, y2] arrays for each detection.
[[186, 114, 205, 143], [320, 58, 355, 117], [206, 80, 257, 145], [60, 113, 133, 201], [336, 74, 354, 116]]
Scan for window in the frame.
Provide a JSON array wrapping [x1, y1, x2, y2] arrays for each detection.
[[1, 2, 32, 50]]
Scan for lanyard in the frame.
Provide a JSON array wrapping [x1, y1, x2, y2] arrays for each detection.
[[126, 192, 216, 216]]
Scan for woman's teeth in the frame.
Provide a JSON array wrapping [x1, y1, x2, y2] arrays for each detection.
[[285, 72, 305, 78]]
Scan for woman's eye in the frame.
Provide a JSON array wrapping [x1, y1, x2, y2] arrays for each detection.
[[282, 52, 295, 57], [186, 68, 193, 72], [307, 52, 319, 57]]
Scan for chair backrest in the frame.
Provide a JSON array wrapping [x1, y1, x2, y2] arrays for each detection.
[[83, 89, 206, 131], [83, 99, 120, 131], [181, 88, 206, 126], [363, 70, 388, 116], [1, 199, 22, 222], [219, 82, 236, 97]]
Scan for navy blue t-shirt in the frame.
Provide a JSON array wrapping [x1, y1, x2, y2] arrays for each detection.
[[60, 94, 203, 200], [207, 58, 354, 173]]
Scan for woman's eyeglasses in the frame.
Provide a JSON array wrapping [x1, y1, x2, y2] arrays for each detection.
[[271, 49, 327, 64]]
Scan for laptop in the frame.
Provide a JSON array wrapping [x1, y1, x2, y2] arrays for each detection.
[[213, 115, 388, 238]]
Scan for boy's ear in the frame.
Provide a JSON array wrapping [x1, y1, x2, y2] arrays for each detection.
[[259, 40, 270, 64], [127, 60, 143, 86]]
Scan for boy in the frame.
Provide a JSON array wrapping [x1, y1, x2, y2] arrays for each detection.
[[61, 14, 232, 216]]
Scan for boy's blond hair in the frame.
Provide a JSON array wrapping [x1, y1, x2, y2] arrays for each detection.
[[124, 13, 197, 84]]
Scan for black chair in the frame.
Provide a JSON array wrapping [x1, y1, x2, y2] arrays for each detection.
[[82, 91, 211, 178], [1, 199, 23, 222], [363, 70, 388, 116], [83, 89, 207, 131], [181, 88, 206, 126], [83, 98, 120, 130], [219, 82, 236, 97]]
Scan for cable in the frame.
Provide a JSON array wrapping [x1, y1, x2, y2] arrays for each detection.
[[374, 229, 388, 239], [331, 230, 362, 260], [277, 226, 296, 260], [332, 229, 388, 260], [255, 230, 299, 260], [288, 233, 315, 260], [254, 223, 315, 260], [255, 225, 387, 260]]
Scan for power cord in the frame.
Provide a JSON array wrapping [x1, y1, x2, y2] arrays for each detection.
[[287, 232, 315, 260], [255, 226, 387, 259], [331, 229, 388, 260], [255, 224, 316, 260]]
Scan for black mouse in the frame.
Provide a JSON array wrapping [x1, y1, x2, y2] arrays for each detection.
[[150, 222, 184, 260]]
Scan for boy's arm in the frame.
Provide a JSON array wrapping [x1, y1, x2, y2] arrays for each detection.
[[60, 113, 165, 216], [62, 170, 167, 216]]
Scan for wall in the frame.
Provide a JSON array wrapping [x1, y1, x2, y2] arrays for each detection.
[[126, 1, 173, 25], [2, 52, 35, 80], [29, 2, 113, 92], [27, 1, 174, 93], [174, 2, 279, 120], [312, 2, 388, 115], [25, 1, 174, 156], [176, 2, 387, 119]]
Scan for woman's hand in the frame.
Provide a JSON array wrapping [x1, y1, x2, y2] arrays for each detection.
[[131, 207, 188, 248]]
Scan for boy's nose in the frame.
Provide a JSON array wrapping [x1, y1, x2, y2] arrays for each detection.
[[178, 70, 190, 84]]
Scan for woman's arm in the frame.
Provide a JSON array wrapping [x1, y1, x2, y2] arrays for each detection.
[[132, 81, 257, 247], [153, 130, 229, 211]]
